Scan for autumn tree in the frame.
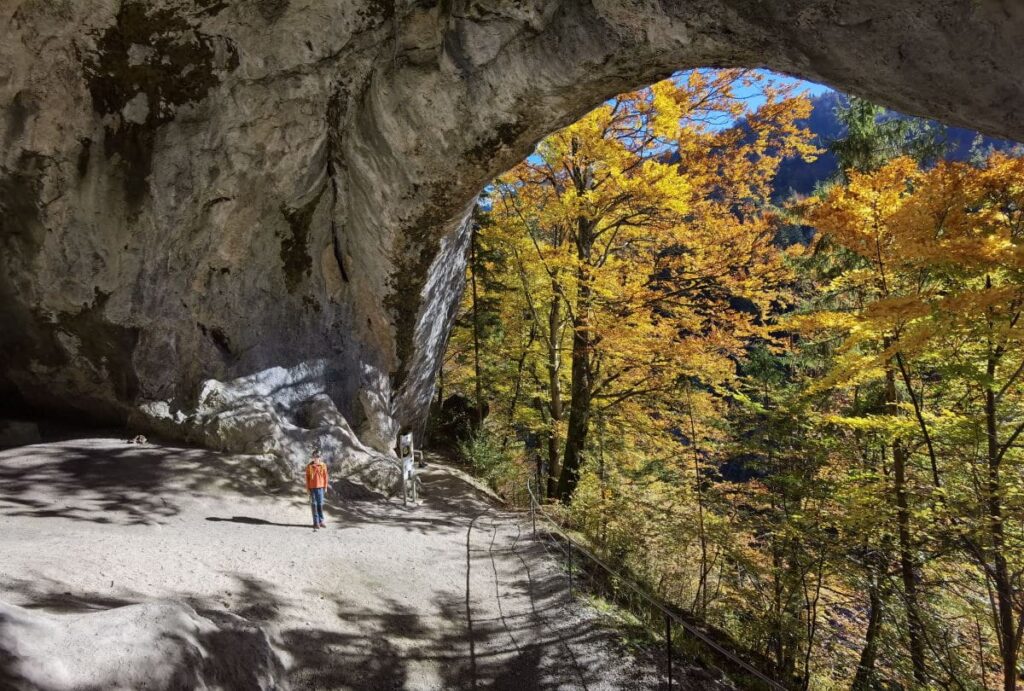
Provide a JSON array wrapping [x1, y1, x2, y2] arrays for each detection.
[[438, 73, 1024, 690], [490, 69, 817, 501], [780, 98, 956, 686], [801, 153, 1024, 690]]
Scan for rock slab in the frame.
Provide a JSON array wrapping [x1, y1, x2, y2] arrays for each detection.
[[0, 599, 285, 690]]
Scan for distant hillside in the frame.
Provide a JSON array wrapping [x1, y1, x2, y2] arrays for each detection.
[[771, 91, 1022, 201]]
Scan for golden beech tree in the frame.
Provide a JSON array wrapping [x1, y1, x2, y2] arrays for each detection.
[[800, 153, 1024, 691], [440, 79, 1024, 689], [488, 69, 816, 502]]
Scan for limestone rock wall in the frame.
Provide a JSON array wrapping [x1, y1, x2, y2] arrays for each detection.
[[2, 1, 1022, 484], [0, 599, 285, 689]]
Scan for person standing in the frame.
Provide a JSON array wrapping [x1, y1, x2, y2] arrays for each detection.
[[305, 450, 329, 530]]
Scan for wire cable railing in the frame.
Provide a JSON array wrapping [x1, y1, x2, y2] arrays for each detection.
[[525, 479, 789, 691]]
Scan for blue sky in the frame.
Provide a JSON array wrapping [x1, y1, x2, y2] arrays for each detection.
[[516, 69, 831, 169], [731, 69, 831, 111], [669, 68, 831, 131]]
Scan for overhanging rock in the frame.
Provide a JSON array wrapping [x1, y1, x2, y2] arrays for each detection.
[[2, 1, 1022, 464]]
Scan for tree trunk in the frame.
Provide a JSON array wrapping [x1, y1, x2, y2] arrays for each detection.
[[502, 322, 535, 448], [769, 540, 799, 680], [597, 413, 608, 546], [887, 362, 928, 686], [687, 383, 710, 617], [557, 189, 595, 502], [557, 268, 592, 502], [985, 355, 1018, 691], [546, 291, 563, 499], [852, 570, 884, 690], [771, 543, 785, 673]]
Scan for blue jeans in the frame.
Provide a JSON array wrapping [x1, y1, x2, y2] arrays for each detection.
[[310, 488, 325, 525]]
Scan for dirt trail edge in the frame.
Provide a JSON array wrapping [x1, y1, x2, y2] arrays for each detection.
[[0, 438, 686, 689]]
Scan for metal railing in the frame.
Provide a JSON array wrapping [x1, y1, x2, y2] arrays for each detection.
[[525, 480, 789, 691]]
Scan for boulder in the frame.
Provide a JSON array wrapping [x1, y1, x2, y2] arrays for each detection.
[[133, 377, 402, 496], [0, 599, 286, 690]]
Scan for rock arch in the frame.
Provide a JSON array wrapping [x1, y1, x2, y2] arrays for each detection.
[[2, 1, 1021, 478]]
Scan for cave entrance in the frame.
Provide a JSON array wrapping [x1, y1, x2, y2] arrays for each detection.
[[431, 66, 1016, 494], [424, 65, 1023, 689], [432, 68, 829, 479]]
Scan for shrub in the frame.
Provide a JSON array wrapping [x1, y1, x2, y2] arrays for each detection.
[[458, 427, 530, 505]]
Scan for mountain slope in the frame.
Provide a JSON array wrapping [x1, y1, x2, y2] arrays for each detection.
[[772, 91, 1022, 200]]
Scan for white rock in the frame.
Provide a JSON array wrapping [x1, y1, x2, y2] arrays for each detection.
[[0, 599, 286, 690]]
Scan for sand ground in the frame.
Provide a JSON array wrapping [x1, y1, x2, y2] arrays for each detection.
[[0, 438, 668, 690]]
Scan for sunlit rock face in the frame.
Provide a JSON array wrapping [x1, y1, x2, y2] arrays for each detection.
[[2, 1, 1022, 480]]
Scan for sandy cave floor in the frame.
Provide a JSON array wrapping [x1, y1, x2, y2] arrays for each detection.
[[0, 438, 671, 690]]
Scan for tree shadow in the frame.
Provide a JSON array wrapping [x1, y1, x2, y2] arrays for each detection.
[[321, 465, 496, 538], [0, 437, 496, 534], [2, 521, 669, 690], [5, 589, 137, 614], [0, 581, 287, 690], [283, 624, 409, 690], [0, 441, 675, 688], [0, 439, 290, 526]]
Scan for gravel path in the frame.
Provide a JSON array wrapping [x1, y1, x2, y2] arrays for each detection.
[[0, 438, 665, 689]]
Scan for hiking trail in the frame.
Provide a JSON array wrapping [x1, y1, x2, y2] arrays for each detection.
[[0, 438, 724, 689]]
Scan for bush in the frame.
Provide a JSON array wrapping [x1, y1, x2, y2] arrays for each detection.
[[458, 427, 530, 505]]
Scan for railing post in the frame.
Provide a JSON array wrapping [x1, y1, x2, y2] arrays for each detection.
[[665, 614, 673, 690], [520, 473, 781, 690], [568, 544, 574, 599]]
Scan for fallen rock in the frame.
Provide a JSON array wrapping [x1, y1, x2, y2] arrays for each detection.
[[132, 375, 402, 496], [0, 599, 286, 690]]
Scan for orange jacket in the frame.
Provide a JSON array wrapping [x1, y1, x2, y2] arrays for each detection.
[[305, 460, 328, 490]]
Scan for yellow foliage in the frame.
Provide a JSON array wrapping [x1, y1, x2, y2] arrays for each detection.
[[468, 69, 819, 454]]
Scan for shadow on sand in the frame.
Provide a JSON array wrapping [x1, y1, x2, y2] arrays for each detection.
[[205, 516, 313, 528], [0, 442, 670, 689]]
